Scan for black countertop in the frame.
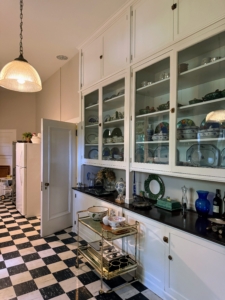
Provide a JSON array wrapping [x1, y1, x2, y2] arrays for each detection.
[[72, 187, 225, 247]]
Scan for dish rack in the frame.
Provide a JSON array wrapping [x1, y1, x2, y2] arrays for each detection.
[[76, 210, 139, 294]]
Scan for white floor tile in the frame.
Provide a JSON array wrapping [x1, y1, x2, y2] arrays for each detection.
[[142, 289, 163, 299], [66, 243, 79, 250], [38, 248, 56, 258], [34, 273, 57, 289], [13, 237, 30, 245], [0, 286, 16, 300], [0, 228, 8, 233], [1, 245, 17, 254], [30, 239, 46, 246], [5, 223, 18, 228], [48, 240, 64, 248], [47, 261, 68, 273], [59, 276, 83, 293], [9, 229, 23, 235], [0, 268, 9, 279], [19, 247, 36, 256], [17, 290, 43, 300], [57, 251, 76, 261], [86, 279, 110, 296], [57, 233, 72, 240], [70, 264, 91, 276], [20, 224, 33, 229], [26, 258, 46, 270], [4, 256, 24, 268], [24, 230, 39, 237], [115, 285, 139, 300], [51, 294, 70, 300], [0, 235, 12, 243], [10, 271, 33, 285]]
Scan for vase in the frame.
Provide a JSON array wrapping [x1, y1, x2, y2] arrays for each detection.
[[115, 178, 126, 197], [104, 179, 115, 192], [195, 190, 210, 217]]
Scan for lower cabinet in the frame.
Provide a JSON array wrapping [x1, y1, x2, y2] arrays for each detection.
[[164, 226, 225, 300]]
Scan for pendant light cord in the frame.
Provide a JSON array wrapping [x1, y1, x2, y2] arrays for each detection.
[[19, 0, 23, 56]]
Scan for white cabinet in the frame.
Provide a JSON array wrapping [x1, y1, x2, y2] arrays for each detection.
[[131, 0, 174, 62], [122, 209, 165, 298], [81, 35, 103, 89], [81, 10, 129, 89], [174, 0, 225, 40], [164, 226, 225, 300]]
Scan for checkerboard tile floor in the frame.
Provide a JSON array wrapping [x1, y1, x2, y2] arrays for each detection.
[[0, 198, 162, 300]]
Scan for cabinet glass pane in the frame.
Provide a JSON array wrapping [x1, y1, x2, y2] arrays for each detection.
[[102, 78, 125, 161], [84, 90, 99, 159], [134, 57, 170, 164], [176, 31, 225, 169]]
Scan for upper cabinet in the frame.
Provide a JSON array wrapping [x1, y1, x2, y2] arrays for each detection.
[[131, 0, 174, 62], [81, 10, 129, 90], [174, 0, 225, 40]]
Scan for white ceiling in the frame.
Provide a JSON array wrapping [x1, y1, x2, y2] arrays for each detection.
[[0, 0, 129, 83]]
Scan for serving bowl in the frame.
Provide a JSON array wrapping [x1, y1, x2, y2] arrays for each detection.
[[88, 206, 108, 221], [108, 216, 126, 227]]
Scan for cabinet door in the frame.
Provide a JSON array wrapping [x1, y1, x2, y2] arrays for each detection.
[[81, 35, 103, 89], [123, 209, 165, 298], [73, 191, 96, 241], [132, 0, 173, 61], [174, 0, 225, 40], [103, 11, 129, 77], [131, 52, 173, 172], [174, 30, 225, 179], [165, 226, 225, 300]]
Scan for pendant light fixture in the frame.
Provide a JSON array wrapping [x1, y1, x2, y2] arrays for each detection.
[[0, 0, 42, 92]]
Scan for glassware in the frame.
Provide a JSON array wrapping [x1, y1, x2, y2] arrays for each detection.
[[181, 185, 188, 213], [195, 190, 210, 217]]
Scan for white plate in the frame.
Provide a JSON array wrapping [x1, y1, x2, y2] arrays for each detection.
[[86, 131, 98, 144], [88, 149, 98, 159], [186, 144, 219, 167]]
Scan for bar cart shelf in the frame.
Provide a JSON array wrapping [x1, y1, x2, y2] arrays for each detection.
[[76, 210, 139, 293]]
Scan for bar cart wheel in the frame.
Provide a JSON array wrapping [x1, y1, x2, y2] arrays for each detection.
[[1, 195, 6, 200], [99, 289, 104, 294]]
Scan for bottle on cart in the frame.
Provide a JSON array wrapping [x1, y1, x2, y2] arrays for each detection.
[[213, 189, 222, 218]]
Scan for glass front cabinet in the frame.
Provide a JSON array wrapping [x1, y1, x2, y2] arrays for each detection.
[[174, 30, 225, 179], [81, 72, 128, 169], [131, 52, 173, 172]]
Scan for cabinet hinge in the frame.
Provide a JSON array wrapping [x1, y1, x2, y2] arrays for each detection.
[[131, 10, 133, 17], [76, 130, 77, 137], [131, 71, 133, 77], [81, 52, 83, 57], [130, 158, 132, 163], [130, 115, 132, 121], [131, 55, 133, 62], [81, 126, 83, 130], [75, 194, 76, 198], [74, 220, 76, 224]]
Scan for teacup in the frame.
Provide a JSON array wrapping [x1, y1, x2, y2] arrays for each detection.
[[112, 136, 118, 143], [117, 136, 124, 142], [106, 138, 112, 143]]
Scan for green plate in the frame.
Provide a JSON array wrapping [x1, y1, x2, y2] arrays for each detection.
[[111, 128, 122, 137], [177, 119, 195, 128], [103, 129, 110, 138], [144, 174, 165, 200]]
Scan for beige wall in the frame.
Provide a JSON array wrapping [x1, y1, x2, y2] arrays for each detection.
[[36, 54, 79, 132], [0, 88, 36, 140]]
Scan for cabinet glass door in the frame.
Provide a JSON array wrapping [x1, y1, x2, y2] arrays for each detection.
[[176, 31, 225, 173], [102, 78, 125, 162], [84, 90, 99, 160], [134, 57, 170, 165]]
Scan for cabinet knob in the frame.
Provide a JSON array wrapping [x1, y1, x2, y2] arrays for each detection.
[[171, 108, 175, 113], [100, 55, 103, 59], [171, 3, 177, 10], [168, 255, 173, 260], [99, 123, 101, 127], [163, 236, 168, 243]]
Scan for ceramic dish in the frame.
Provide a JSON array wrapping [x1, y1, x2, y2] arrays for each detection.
[[144, 174, 165, 200], [189, 98, 203, 105], [152, 134, 169, 141], [198, 131, 220, 139], [88, 206, 108, 221], [108, 216, 126, 227], [179, 132, 197, 139], [102, 147, 110, 157], [177, 119, 196, 128], [153, 145, 169, 164], [155, 122, 169, 134], [111, 128, 122, 137], [177, 127, 199, 134], [145, 149, 154, 163], [135, 147, 144, 163], [220, 148, 225, 168], [186, 144, 220, 167], [86, 132, 98, 144], [111, 147, 120, 158], [200, 118, 222, 129], [88, 148, 98, 159], [88, 115, 98, 124], [104, 115, 111, 122], [136, 121, 145, 134], [103, 129, 111, 138]]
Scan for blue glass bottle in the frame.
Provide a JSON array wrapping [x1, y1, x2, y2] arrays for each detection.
[[195, 190, 210, 217]]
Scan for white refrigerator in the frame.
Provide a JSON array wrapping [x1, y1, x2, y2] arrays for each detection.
[[16, 143, 41, 217]]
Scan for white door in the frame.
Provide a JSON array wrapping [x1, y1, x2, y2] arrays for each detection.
[[41, 119, 76, 237]]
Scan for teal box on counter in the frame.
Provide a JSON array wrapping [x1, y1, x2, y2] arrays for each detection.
[[155, 198, 182, 211]]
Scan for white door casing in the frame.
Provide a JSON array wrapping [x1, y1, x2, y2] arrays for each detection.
[[41, 119, 76, 237]]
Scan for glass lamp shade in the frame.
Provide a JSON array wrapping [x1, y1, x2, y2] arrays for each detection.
[[206, 110, 225, 123], [0, 59, 42, 92]]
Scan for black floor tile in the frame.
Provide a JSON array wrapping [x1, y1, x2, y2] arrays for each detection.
[[79, 240, 88, 246], [64, 257, 82, 268], [4, 220, 16, 224], [54, 230, 67, 235], [0, 224, 6, 229], [16, 241, 33, 250], [103, 276, 126, 289], [22, 252, 40, 263], [85, 262, 95, 270], [16, 221, 29, 225], [7, 263, 28, 276], [67, 286, 93, 300], [53, 268, 75, 282], [44, 235, 59, 243], [27, 234, 41, 241], [125, 294, 149, 300], [39, 283, 65, 300], [53, 245, 70, 254], [78, 271, 100, 285], [2, 250, 20, 260], [30, 266, 51, 279], [22, 227, 35, 233], [31, 222, 41, 226], [0, 240, 14, 248], [0, 210, 8, 213], [42, 254, 61, 265], [34, 243, 50, 252], [68, 231, 77, 237], [0, 231, 10, 237], [0, 277, 12, 290], [61, 237, 76, 244], [13, 280, 38, 297], [131, 281, 148, 292], [1, 215, 12, 219], [27, 216, 38, 220], [10, 233, 26, 240], [96, 291, 123, 300], [7, 226, 20, 231], [0, 261, 6, 269]]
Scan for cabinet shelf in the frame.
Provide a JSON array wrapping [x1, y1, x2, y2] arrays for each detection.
[[85, 123, 98, 128], [103, 95, 124, 110], [178, 97, 225, 116], [85, 143, 98, 146], [103, 143, 124, 146], [103, 119, 124, 128], [85, 103, 99, 111], [178, 138, 225, 143], [178, 58, 225, 90], [136, 141, 169, 144], [136, 109, 169, 120], [136, 78, 170, 97]]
